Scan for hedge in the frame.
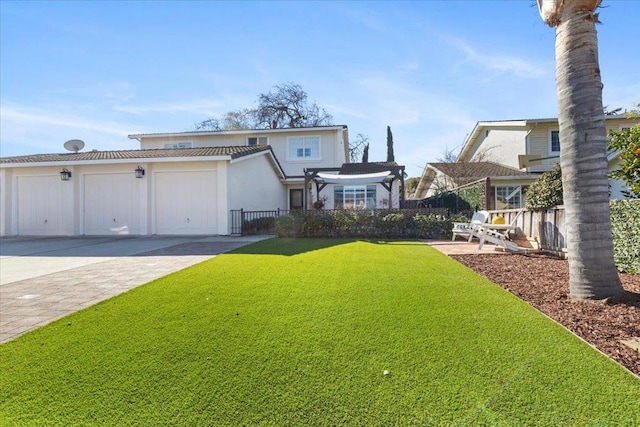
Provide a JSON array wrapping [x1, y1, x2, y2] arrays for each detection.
[[610, 199, 640, 273], [275, 210, 468, 240]]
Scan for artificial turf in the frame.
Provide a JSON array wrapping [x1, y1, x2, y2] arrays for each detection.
[[1, 238, 638, 425]]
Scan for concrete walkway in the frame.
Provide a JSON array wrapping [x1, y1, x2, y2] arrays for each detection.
[[0, 235, 270, 344], [426, 239, 516, 256]]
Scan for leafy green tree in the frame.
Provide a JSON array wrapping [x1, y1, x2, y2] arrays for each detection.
[[525, 164, 563, 209], [386, 126, 395, 162], [607, 106, 640, 198], [404, 177, 419, 198]]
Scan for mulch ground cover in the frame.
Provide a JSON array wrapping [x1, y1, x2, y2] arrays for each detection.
[[451, 253, 640, 377]]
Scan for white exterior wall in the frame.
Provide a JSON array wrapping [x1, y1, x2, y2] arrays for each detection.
[[227, 155, 286, 212], [135, 128, 348, 179], [0, 169, 9, 236], [140, 134, 248, 149], [527, 122, 558, 173], [470, 128, 527, 169]]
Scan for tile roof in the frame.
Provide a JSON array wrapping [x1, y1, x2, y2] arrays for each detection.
[[0, 145, 272, 164], [429, 161, 537, 183]]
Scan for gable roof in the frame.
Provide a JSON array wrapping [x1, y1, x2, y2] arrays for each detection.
[[413, 161, 539, 199], [459, 114, 638, 161], [0, 145, 272, 165], [428, 162, 535, 182], [0, 145, 287, 179]]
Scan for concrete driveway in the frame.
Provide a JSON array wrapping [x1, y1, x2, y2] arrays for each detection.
[[0, 235, 269, 343]]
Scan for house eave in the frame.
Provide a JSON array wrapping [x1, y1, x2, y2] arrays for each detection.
[[0, 156, 234, 169], [128, 125, 349, 140]]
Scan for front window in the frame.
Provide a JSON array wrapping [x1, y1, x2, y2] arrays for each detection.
[[495, 186, 522, 209], [288, 136, 320, 160], [550, 130, 560, 153], [247, 136, 268, 146], [334, 185, 377, 209], [164, 142, 192, 149]]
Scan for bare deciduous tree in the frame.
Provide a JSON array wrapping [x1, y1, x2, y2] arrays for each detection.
[[349, 133, 370, 163], [194, 83, 333, 132]]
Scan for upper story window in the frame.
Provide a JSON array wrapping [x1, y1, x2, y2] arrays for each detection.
[[550, 130, 560, 153], [287, 136, 320, 160], [164, 142, 192, 149], [247, 136, 268, 146]]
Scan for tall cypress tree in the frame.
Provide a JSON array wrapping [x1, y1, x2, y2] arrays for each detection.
[[361, 143, 369, 163], [386, 126, 395, 162]]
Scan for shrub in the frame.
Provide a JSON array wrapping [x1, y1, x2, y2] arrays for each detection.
[[526, 165, 563, 209], [610, 199, 640, 273], [275, 209, 457, 240]]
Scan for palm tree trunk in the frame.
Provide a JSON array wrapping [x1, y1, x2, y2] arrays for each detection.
[[552, 7, 623, 299]]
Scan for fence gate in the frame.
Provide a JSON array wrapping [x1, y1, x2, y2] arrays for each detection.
[[230, 209, 283, 236]]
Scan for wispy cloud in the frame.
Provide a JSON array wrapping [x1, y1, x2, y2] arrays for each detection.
[[0, 104, 146, 155], [335, 4, 388, 33], [113, 99, 225, 116], [442, 35, 548, 79], [1, 105, 142, 137]]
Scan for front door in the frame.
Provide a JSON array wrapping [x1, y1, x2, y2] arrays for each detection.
[[289, 189, 304, 210]]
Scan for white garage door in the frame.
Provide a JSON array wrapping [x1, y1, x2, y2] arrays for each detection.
[[84, 173, 141, 235], [155, 171, 217, 235], [17, 175, 69, 235]]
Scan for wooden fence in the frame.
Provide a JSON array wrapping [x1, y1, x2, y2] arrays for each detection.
[[487, 207, 567, 255], [231, 206, 568, 254]]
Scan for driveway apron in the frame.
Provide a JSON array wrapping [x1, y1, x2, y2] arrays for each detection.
[[0, 235, 269, 344]]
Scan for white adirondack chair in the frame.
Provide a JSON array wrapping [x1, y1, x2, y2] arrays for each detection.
[[477, 209, 524, 252], [451, 210, 490, 242]]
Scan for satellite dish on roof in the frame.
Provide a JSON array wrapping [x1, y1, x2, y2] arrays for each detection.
[[63, 139, 85, 153]]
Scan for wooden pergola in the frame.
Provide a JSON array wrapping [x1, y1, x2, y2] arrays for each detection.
[[303, 163, 406, 209]]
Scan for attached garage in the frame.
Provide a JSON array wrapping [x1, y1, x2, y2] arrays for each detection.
[[17, 175, 70, 236], [0, 145, 284, 237], [155, 170, 218, 235], [83, 173, 141, 235]]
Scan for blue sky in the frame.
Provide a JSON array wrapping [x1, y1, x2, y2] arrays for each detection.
[[1, 0, 638, 177]]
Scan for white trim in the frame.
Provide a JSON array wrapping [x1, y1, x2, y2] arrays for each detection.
[[128, 126, 347, 140], [1, 156, 233, 169]]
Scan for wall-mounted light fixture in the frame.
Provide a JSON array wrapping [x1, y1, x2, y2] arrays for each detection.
[[60, 169, 72, 181], [134, 166, 145, 179]]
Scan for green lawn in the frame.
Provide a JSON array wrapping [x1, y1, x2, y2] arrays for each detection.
[[1, 239, 638, 426]]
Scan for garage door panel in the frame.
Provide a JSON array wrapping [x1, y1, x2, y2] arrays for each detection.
[[84, 173, 140, 235], [17, 176, 68, 235], [155, 171, 217, 235]]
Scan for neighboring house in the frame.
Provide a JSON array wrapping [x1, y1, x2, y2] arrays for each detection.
[[0, 126, 349, 236], [414, 162, 537, 210], [413, 114, 640, 208]]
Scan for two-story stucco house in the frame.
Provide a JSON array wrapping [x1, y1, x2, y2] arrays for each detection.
[[0, 125, 406, 237], [413, 114, 639, 209]]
